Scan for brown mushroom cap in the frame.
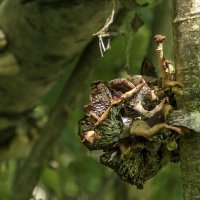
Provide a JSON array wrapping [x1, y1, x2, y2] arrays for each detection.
[[154, 34, 166, 43]]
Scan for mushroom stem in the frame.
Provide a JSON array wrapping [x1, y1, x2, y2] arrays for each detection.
[[154, 34, 166, 87]]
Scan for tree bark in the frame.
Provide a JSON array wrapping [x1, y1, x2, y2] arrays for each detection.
[[172, 0, 200, 199]]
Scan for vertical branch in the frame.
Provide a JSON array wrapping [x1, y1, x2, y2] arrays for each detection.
[[172, 0, 200, 199]]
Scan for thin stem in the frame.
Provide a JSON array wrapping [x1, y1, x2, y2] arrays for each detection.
[[154, 34, 166, 87]]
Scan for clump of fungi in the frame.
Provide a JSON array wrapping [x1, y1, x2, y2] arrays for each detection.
[[78, 35, 183, 188]]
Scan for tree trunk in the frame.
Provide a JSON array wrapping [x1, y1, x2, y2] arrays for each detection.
[[172, 0, 200, 199]]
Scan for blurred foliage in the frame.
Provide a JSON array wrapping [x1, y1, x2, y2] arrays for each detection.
[[0, 0, 183, 199]]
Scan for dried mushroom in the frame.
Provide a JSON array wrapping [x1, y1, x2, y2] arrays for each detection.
[[78, 35, 183, 188]]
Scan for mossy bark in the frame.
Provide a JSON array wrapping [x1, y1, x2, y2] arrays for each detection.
[[172, 0, 200, 199]]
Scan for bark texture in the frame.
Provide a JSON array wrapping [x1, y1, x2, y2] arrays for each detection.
[[172, 0, 200, 199]]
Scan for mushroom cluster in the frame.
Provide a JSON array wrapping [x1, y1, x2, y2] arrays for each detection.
[[78, 75, 181, 188]]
